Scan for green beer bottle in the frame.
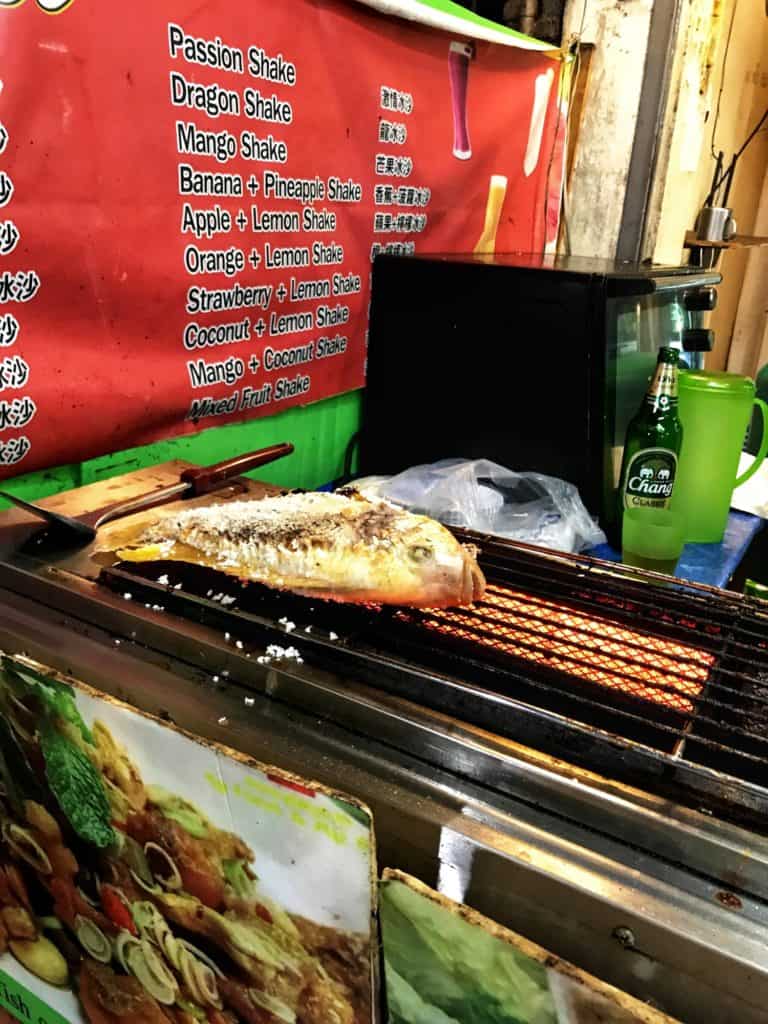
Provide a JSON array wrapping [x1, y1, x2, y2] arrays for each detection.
[[619, 347, 684, 574]]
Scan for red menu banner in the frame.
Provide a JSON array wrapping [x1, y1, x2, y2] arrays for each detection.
[[0, 0, 562, 479]]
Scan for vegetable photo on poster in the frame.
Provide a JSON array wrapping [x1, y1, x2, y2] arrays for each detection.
[[0, 655, 375, 1024], [0, 0, 563, 480], [379, 871, 679, 1024]]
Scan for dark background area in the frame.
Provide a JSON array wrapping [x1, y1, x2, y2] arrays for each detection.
[[472, 0, 506, 17], [457, 0, 565, 44]]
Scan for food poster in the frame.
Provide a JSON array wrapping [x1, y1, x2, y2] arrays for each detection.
[[0, 0, 562, 480], [0, 654, 376, 1024], [379, 871, 678, 1024]]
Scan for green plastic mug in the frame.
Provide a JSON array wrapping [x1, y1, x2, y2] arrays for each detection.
[[675, 370, 768, 543]]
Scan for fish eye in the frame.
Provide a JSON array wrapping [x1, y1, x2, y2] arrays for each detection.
[[409, 545, 433, 563]]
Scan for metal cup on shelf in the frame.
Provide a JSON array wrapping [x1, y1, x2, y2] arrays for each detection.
[[695, 205, 737, 243], [690, 206, 737, 269]]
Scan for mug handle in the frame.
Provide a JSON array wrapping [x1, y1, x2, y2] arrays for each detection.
[[735, 398, 768, 487]]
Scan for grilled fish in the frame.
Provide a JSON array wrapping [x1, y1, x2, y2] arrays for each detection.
[[102, 490, 486, 608]]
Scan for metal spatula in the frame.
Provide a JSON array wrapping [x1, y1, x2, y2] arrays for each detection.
[[0, 441, 294, 545]]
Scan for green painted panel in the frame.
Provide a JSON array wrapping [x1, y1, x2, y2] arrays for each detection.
[[0, 392, 361, 507], [0, 967, 71, 1024]]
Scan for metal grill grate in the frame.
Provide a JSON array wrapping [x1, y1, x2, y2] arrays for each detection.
[[99, 531, 768, 825], [404, 584, 713, 714]]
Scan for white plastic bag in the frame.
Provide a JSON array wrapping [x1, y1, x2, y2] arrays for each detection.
[[351, 459, 606, 553]]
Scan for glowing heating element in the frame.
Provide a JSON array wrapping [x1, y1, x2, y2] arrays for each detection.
[[413, 585, 713, 714]]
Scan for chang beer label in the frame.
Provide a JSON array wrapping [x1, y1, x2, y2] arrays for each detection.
[[647, 360, 678, 411], [624, 447, 677, 510]]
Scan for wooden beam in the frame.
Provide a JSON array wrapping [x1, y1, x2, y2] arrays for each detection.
[[728, 166, 768, 376], [565, 44, 593, 189], [684, 231, 768, 249]]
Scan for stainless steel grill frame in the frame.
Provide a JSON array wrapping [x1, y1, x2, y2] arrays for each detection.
[[92, 529, 768, 832], [2, 573, 768, 1024], [4, 481, 768, 1023]]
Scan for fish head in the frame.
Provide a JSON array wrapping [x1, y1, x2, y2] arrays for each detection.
[[391, 515, 486, 607]]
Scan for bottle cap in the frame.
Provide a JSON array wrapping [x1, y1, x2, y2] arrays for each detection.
[[658, 346, 679, 364]]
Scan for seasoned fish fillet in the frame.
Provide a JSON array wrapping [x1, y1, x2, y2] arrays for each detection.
[[104, 491, 486, 608]]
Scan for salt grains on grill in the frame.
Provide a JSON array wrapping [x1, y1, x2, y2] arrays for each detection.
[[256, 644, 303, 666]]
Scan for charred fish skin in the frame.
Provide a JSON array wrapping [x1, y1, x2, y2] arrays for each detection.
[[113, 491, 486, 609]]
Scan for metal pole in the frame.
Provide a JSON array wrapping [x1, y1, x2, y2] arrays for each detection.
[[615, 0, 683, 263]]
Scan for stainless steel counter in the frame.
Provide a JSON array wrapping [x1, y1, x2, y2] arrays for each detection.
[[1, 468, 768, 1022]]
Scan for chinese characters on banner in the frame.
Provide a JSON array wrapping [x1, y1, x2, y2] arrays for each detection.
[[0, 0, 561, 479], [0, 122, 36, 469]]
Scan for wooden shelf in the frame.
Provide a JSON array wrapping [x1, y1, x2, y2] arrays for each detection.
[[685, 231, 768, 250]]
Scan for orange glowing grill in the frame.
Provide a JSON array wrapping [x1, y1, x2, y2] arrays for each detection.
[[402, 584, 714, 715]]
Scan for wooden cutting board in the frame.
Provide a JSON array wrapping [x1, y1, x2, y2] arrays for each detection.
[[0, 461, 283, 559]]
